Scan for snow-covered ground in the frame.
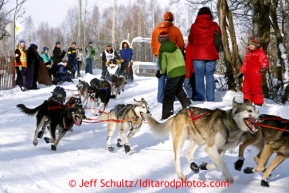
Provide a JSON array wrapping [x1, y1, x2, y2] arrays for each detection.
[[0, 69, 288, 193]]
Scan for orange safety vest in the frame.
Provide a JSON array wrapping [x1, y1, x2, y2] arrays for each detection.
[[14, 48, 27, 67]]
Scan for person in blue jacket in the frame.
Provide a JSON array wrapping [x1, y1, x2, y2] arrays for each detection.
[[57, 59, 73, 83], [119, 40, 134, 81]]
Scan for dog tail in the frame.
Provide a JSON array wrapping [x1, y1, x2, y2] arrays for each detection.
[[16, 104, 40, 116], [144, 114, 173, 137]]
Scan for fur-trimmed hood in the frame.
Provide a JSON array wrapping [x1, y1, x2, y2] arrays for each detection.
[[120, 40, 132, 50]]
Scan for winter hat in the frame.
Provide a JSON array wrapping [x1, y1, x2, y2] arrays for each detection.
[[19, 40, 25, 43], [71, 42, 76, 45], [158, 31, 170, 44], [56, 41, 60, 45], [43, 47, 49, 52], [248, 35, 260, 47], [164, 12, 174, 21]]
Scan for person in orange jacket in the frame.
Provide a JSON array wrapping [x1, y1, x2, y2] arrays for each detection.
[[151, 11, 185, 103], [240, 35, 269, 106]]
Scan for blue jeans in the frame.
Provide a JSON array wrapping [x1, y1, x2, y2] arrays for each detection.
[[77, 61, 82, 73], [193, 60, 216, 101], [85, 58, 92, 74], [156, 58, 167, 103]]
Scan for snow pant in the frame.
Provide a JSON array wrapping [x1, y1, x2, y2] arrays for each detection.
[[242, 70, 264, 105], [162, 75, 191, 119], [16, 67, 25, 86], [156, 58, 167, 103], [32, 63, 39, 89], [85, 58, 93, 74], [24, 67, 34, 89], [193, 60, 216, 101]]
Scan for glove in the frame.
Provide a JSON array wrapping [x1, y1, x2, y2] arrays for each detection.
[[260, 67, 266, 73], [156, 70, 163, 78], [18, 65, 22, 71], [130, 60, 134, 64], [120, 59, 124, 63], [105, 61, 109, 66], [116, 60, 121, 64]]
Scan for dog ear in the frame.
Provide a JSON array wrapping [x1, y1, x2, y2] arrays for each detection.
[[141, 98, 145, 102], [244, 99, 252, 104]]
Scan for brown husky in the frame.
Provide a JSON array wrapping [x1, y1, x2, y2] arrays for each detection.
[[235, 114, 289, 187], [144, 99, 259, 183]]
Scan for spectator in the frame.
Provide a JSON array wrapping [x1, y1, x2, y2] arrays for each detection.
[[25, 44, 38, 90], [58, 59, 73, 83], [240, 35, 269, 106], [32, 44, 41, 89], [157, 31, 191, 120], [14, 40, 27, 91], [184, 38, 196, 99], [188, 7, 221, 102], [85, 42, 95, 74], [67, 42, 77, 78], [76, 46, 84, 77], [52, 41, 66, 80], [151, 11, 185, 103], [101, 44, 120, 79], [119, 40, 134, 81], [41, 46, 52, 77]]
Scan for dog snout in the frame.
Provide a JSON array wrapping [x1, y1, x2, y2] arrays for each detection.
[[147, 110, 150, 114]]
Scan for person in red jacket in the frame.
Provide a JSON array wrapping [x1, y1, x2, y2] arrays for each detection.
[[188, 7, 221, 101], [240, 35, 269, 106], [184, 41, 196, 99]]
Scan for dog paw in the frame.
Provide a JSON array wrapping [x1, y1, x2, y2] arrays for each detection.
[[261, 179, 269, 187], [108, 146, 114, 152], [51, 145, 57, 151], [199, 162, 208, 170], [190, 162, 199, 173], [117, 139, 123, 147], [38, 131, 44, 138], [243, 167, 254, 174], [44, 137, 51, 143], [226, 177, 234, 184], [178, 175, 187, 181], [122, 90, 124, 92], [124, 144, 130, 154], [234, 159, 244, 171], [33, 140, 38, 146]]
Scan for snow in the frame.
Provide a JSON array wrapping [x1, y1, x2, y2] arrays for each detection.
[[1, 69, 289, 193]]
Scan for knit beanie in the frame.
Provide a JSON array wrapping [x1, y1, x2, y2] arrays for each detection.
[[43, 46, 49, 52], [248, 35, 260, 47], [164, 12, 174, 21], [158, 31, 170, 44]]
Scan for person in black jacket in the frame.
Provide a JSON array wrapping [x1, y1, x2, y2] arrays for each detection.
[[32, 45, 41, 89], [24, 44, 37, 90], [101, 44, 119, 79], [52, 41, 66, 80]]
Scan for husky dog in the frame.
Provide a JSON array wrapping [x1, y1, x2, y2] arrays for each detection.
[[101, 98, 150, 153], [111, 75, 126, 98], [234, 114, 289, 187], [88, 80, 115, 116], [16, 103, 86, 151], [90, 78, 101, 89], [144, 99, 259, 183], [76, 80, 90, 107]]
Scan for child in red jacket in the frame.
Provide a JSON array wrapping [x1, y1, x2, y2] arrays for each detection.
[[240, 35, 269, 106]]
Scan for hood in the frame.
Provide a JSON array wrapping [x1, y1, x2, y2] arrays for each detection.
[[195, 14, 214, 29], [159, 41, 177, 53], [157, 21, 174, 31], [119, 40, 132, 50]]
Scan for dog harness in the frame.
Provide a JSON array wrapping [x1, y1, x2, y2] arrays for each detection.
[[188, 108, 230, 144]]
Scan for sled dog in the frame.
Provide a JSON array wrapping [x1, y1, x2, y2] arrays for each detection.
[[76, 80, 90, 107], [88, 80, 115, 116], [111, 75, 126, 98], [17, 101, 86, 150], [234, 114, 289, 187], [101, 98, 150, 153], [144, 99, 259, 183]]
